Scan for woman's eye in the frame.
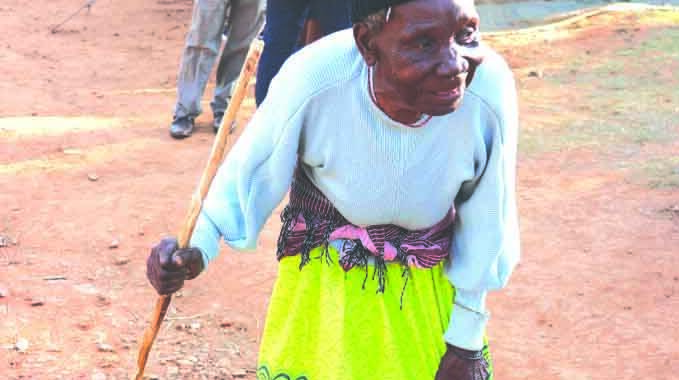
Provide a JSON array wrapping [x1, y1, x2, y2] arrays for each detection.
[[417, 37, 435, 50]]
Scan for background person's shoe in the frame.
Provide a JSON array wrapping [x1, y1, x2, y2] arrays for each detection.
[[213, 112, 223, 133], [169, 116, 195, 139], [213, 113, 237, 135]]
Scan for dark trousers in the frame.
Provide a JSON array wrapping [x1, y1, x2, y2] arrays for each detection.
[[255, 0, 351, 106]]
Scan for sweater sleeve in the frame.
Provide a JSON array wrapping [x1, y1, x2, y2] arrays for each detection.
[[189, 77, 308, 268], [443, 65, 520, 350], [186, 30, 359, 269]]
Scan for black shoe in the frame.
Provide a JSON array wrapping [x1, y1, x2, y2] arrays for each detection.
[[169, 116, 195, 139], [213, 112, 237, 135], [213, 112, 223, 133]]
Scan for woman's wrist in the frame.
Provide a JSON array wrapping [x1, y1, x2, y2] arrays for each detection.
[[446, 344, 484, 360]]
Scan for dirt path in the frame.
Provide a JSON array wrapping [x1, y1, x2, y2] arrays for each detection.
[[1, 2, 678, 379]]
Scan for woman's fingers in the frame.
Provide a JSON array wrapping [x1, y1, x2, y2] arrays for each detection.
[[158, 276, 186, 295], [147, 237, 189, 295], [147, 239, 203, 294], [153, 268, 186, 295], [173, 248, 205, 280], [156, 238, 180, 270]]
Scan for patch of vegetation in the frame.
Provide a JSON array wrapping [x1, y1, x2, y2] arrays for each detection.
[[617, 27, 679, 58], [632, 156, 679, 189], [638, 10, 679, 25], [519, 25, 679, 157]]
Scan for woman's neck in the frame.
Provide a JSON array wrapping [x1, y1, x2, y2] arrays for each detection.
[[369, 65, 425, 126], [374, 92, 422, 125]]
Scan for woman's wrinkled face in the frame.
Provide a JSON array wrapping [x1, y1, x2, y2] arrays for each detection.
[[369, 0, 481, 117]]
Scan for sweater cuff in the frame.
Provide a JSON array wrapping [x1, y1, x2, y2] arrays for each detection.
[[443, 289, 489, 351], [189, 212, 222, 269]]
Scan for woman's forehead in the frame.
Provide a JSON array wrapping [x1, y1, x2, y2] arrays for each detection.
[[394, 0, 477, 24]]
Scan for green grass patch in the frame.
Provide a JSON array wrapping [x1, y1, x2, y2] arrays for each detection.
[[637, 10, 679, 26], [631, 156, 679, 189], [519, 25, 679, 157], [618, 26, 679, 58]]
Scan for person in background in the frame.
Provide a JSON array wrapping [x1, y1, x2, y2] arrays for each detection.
[[147, 0, 520, 378], [169, 0, 265, 139], [254, 0, 352, 106]]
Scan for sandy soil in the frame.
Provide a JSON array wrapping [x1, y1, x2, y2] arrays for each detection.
[[1, 1, 678, 379]]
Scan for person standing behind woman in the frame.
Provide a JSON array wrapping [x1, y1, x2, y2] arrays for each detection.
[[169, 0, 266, 139], [254, 0, 352, 106]]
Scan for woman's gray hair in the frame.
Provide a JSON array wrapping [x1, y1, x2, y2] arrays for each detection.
[[362, 8, 387, 34]]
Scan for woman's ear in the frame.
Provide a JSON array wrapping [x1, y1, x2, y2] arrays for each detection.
[[462, 44, 488, 87], [353, 23, 378, 66]]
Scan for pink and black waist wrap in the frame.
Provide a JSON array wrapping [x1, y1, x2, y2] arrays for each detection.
[[276, 168, 455, 294]]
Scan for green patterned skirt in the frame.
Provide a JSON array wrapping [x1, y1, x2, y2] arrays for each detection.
[[257, 246, 492, 380]]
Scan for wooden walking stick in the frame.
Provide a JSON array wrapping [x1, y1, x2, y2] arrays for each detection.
[[133, 37, 264, 380]]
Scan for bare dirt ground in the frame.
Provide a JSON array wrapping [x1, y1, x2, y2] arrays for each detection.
[[1, 1, 678, 379]]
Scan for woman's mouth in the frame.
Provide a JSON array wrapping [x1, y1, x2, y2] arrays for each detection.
[[431, 86, 461, 102]]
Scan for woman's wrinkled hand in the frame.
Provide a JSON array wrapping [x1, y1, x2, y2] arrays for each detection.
[[146, 237, 204, 295], [434, 344, 490, 380]]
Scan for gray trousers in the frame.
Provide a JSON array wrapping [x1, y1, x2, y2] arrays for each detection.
[[174, 0, 265, 119]]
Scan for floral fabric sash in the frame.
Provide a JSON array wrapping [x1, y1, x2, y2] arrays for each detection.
[[277, 168, 455, 293]]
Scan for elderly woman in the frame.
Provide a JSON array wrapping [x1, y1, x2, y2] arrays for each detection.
[[146, 0, 520, 379]]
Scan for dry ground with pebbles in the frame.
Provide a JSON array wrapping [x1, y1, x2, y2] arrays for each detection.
[[1, 1, 678, 379]]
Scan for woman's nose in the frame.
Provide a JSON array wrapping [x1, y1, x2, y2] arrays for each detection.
[[436, 44, 468, 77]]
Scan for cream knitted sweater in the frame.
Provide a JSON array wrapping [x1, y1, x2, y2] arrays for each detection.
[[191, 29, 520, 351]]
